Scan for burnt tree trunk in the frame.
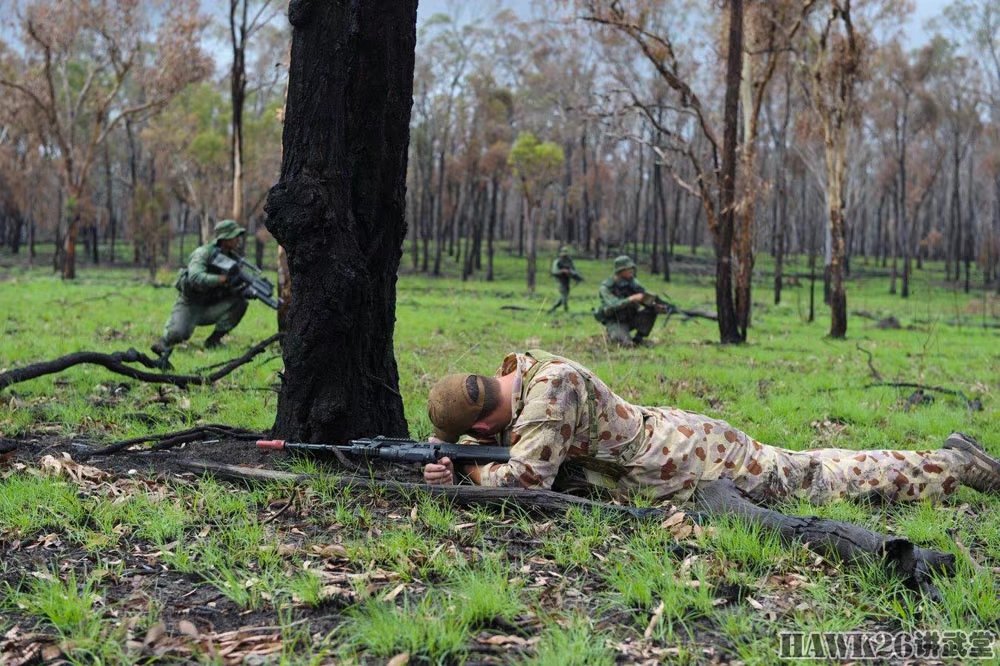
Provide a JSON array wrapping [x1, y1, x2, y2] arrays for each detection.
[[264, 0, 415, 442], [716, 0, 744, 344]]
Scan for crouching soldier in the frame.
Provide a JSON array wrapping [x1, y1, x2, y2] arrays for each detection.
[[594, 255, 658, 346], [151, 219, 249, 367]]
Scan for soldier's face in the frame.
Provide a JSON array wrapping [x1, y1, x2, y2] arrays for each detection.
[[617, 268, 635, 280], [468, 402, 514, 438], [219, 237, 241, 253]]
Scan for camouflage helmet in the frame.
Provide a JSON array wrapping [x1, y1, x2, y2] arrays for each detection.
[[558, 245, 572, 257], [213, 219, 246, 241], [613, 255, 636, 274]]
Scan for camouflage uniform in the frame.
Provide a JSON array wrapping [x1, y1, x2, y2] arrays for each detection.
[[548, 247, 580, 313], [154, 220, 248, 353], [595, 256, 657, 346], [461, 351, 973, 505]]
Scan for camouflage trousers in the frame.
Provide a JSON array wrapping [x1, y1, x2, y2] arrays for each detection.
[[604, 308, 658, 345], [617, 407, 969, 504], [160, 295, 248, 348], [549, 278, 571, 312]]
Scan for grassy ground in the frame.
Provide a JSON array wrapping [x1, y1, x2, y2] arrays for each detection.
[[0, 246, 998, 664]]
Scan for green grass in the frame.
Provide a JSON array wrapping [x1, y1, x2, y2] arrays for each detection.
[[1, 247, 998, 662], [342, 595, 470, 663]]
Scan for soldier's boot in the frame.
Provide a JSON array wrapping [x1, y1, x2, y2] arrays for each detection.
[[149, 340, 174, 371], [943, 432, 1000, 494], [204, 331, 227, 349]]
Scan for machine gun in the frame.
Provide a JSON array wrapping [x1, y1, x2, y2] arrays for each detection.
[[258, 436, 511, 466], [639, 293, 718, 323], [209, 253, 281, 310]]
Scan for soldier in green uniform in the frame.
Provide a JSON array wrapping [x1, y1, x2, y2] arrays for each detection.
[[151, 219, 249, 366], [548, 245, 582, 314], [595, 255, 659, 346]]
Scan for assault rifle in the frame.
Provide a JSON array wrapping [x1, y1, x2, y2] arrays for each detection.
[[639, 293, 718, 323], [258, 436, 510, 465], [209, 253, 281, 310]]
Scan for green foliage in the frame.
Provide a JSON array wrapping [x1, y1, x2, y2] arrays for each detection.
[[508, 132, 565, 200], [7, 569, 136, 663], [521, 615, 615, 666], [0, 252, 998, 662], [0, 476, 85, 536], [447, 556, 525, 627], [702, 514, 797, 578], [342, 596, 469, 664]]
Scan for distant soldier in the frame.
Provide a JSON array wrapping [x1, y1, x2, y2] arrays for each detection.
[[594, 255, 659, 346], [151, 219, 249, 367], [548, 245, 583, 314]]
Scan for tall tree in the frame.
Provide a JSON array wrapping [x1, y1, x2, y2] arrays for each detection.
[[264, 0, 417, 442], [577, 0, 745, 343], [0, 0, 210, 279], [509, 132, 565, 292], [229, 0, 278, 231], [800, 0, 869, 338]]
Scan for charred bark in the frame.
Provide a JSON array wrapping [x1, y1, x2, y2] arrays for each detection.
[[264, 0, 416, 442], [716, 0, 744, 344]]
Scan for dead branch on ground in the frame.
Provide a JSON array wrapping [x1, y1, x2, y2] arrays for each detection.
[[83, 424, 266, 459], [0, 334, 282, 392]]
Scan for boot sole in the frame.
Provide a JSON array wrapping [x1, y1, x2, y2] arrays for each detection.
[[944, 433, 1000, 490]]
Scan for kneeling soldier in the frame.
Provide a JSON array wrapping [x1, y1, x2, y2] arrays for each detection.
[[594, 255, 658, 346], [151, 219, 249, 367]]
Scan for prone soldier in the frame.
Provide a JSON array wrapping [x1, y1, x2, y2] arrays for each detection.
[[422, 350, 1000, 506]]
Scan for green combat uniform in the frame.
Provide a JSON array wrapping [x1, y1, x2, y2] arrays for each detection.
[[436, 351, 999, 504], [151, 220, 248, 363], [548, 246, 582, 314], [595, 255, 657, 346]]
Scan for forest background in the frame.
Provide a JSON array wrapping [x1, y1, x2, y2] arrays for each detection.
[[0, 0, 998, 663]]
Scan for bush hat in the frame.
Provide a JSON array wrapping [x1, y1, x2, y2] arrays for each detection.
[[213, 219, 246, 241], [427, 374, 499, 442], [613, 255, 636, 273]]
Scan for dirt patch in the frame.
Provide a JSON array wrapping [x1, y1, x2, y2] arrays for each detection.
[[1, 431, 432, 663]]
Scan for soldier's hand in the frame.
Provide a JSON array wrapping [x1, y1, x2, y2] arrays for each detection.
[[628, 292, 645, 303], [218, 274, 228, 285], [424, 457, 455, 485]]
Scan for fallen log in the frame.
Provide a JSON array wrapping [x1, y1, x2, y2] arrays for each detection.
[[177, 459, 671, 520], [0, 334, 281, 392], [180, 459, 957, 597], [692, 479, 954, 599]]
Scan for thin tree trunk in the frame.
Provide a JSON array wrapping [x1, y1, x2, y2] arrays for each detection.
[[715, 0, 744, 344]]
